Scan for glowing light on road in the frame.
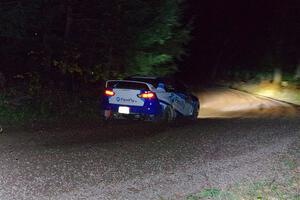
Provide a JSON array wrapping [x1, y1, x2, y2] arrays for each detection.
[[196, 87, 297, 119], [255, 85, 278, 97], [257, 89, 275, 97]]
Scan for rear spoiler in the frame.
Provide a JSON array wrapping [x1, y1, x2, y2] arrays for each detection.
[[105, 80, 151, 88]]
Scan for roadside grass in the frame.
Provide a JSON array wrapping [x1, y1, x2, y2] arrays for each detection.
[[0, 90, 99, 127], [229, 82, 300, 106], [183, 144, 300, 200], [185, 176, 299, 200], [0, 94, 41, 125], [217, 71, 300, 106], [186, 188, 237, 200]]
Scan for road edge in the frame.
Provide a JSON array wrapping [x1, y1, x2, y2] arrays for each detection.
[[228, 86, 300, 108]]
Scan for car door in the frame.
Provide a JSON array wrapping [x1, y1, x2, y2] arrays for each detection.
[[165, 80, 193, 116], [173, 81, 194, 116]]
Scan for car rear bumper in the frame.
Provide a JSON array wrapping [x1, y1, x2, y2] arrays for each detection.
[[102, 103, 162, 120], [109, 112, 157, 121]]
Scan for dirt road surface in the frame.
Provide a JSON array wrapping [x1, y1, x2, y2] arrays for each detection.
[[197, 87, 298, 118], [0, 87, 299, 200]]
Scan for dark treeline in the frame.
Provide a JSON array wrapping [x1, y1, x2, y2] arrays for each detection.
[[0, 0, 190, 86], [1, 0, 300, 86], [181, 0, 300, 83]]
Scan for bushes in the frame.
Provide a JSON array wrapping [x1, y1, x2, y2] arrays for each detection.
[[0, 93, 37, 124], [223, 68, 300, 86], [0, 86, 99, 126]]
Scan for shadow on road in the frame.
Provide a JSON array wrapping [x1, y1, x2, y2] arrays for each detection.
[[13, 119, 197, 147]]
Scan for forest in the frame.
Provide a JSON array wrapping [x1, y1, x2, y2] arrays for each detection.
[[0, 0, 299, 123]]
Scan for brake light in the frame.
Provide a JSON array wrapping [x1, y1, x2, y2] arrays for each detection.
[[105, 89, 115, 96], [138, 91, 156, 99]]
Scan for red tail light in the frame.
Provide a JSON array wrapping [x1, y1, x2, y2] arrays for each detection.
[[138, 91, 156, 99], [105, 89, 115, 96]]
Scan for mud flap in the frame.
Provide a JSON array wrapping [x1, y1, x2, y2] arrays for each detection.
[[104, 110, 112, 119]]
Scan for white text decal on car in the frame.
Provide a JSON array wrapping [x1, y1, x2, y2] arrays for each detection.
[[116, 97, 138, 104]]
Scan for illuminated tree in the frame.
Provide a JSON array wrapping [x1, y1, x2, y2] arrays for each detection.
[[126, 0, 190, 76], [0, 0, 190, 83]]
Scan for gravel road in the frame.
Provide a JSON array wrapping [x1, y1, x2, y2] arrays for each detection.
[[0, 88, 299, 200], [197, 87, 298, 118]]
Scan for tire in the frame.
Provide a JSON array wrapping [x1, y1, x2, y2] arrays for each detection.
[[191, 104, 199, 120], [100, 110, 113, 126], [162, 106, 175, 122]]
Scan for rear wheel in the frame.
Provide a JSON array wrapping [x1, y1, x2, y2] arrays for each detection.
[[191, 104, 199, 120], [162, 106, 175, 122], [100, 110, 113, 126]]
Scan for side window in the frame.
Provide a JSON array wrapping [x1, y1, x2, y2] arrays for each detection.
[[160, 78, 187, 93], [163, 79, 176, 92]]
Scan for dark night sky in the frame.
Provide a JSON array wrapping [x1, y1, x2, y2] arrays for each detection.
[[179, 0, 300, 82]]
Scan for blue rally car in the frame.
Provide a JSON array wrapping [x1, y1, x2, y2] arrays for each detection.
[[101, 76, 199, 121]]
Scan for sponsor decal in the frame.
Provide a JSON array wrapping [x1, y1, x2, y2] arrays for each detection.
[[116, 97, 138, 103], [170, 93, 185, 108]]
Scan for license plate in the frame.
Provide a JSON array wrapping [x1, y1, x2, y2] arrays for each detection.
[[118, 106, 130, 114]]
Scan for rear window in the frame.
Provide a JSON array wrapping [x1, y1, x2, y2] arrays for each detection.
[[106, 81, 149, 90]]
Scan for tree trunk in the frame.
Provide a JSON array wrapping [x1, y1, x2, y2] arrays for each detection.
[[211, 38, 230, 79], [295, 63, 300, 79], [64, 1, 73, 41], [0, 72, 6, 89], [41, 4, 54, 74], [273, 67, 282, 84], [211, 52, 223, 80]]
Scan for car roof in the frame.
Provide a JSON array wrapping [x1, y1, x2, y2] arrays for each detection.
[[126, 75, 159, 80]]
